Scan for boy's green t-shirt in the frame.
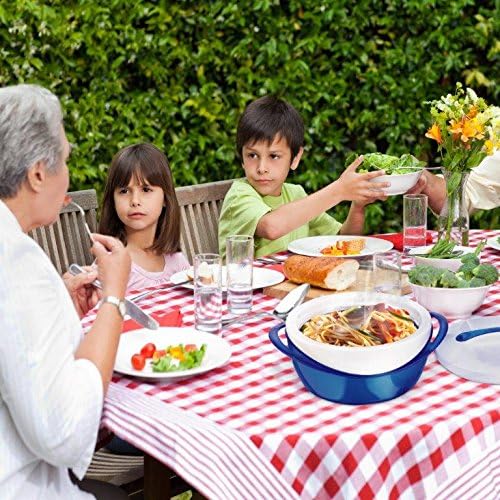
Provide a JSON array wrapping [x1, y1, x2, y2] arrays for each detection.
[[218, 179, 342, 259]]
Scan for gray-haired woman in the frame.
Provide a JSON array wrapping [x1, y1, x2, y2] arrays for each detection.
[[0, 84, 130, 499]]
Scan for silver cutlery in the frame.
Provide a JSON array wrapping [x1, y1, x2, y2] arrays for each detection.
[[255, 256, 286, 264], [68, 263, 159, 330], [129, 280, 192, 302], [222, 283, 310, 327], [70, 200, 94, 242]]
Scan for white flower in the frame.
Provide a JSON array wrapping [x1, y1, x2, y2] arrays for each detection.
[[466, 88, 478, 101]]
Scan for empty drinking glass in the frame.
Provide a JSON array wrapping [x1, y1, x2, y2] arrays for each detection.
[[226, 235, 254, 315], [403, 194, 428, 253], [372, 250, 402, 296], [194, 253, 222, 334]]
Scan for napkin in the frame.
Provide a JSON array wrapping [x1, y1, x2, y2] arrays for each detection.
[[122, 307, 183, 332], [372, 232, 433, 251]]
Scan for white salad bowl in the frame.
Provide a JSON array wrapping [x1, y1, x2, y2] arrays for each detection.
[[410, 283, 491, 320], [409, 245, 475, 272], [370, 170, 423, 196], [285, 292, 432, 375]]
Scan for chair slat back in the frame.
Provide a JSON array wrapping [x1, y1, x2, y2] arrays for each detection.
[[175, 180, 233, 263], [28, 189, 98, 274]]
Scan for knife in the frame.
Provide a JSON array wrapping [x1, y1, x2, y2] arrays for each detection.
[[68, 263, 159, 330]]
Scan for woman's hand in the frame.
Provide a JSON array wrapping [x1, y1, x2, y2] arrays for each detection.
[[335, 156, 390, 204], [63, 267, 100, 319], [91, 233, 131, 299]]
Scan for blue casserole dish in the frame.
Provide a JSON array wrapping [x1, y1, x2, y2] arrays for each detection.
[[269, 312, 448, 405]]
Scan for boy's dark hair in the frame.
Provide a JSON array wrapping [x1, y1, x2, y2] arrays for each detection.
[[236, 96, 304, 161], [99, 143, 181, 255]]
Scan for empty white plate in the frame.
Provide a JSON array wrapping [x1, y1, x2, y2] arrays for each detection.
[[170, 266, 284, 291], [486, 236, 500, 252]]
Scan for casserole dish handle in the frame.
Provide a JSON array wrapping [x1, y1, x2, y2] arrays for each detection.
[[423, 312, 448, 355], [269, 324, 333, 372]]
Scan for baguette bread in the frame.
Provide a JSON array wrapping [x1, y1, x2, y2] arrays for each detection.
[[284, 255, 359, 290]]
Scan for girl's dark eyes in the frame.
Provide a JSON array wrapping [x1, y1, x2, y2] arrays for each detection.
[[270, 154, 281, 160], [117, 188, 128, 194], [142, 186, 153, 192]]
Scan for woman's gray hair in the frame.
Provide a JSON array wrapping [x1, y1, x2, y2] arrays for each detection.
[[0, 84, 64, 199]]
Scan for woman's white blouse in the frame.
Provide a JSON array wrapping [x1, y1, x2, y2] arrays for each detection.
[[465, 151, 500, 212], [0, 200, 103, 499]]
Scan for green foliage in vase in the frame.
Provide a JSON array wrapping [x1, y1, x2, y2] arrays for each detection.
[[0, 0, 497, 233]]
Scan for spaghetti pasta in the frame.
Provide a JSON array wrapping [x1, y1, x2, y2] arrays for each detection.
[[301, 305, 417, 347]]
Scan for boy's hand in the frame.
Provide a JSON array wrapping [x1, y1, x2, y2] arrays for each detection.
[[336, 155, 390, 203]]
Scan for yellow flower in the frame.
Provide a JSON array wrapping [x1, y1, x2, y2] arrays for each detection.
[[467, 105, 478, 119], [484, 137, 499, 155], [425, 123, 442, 144]]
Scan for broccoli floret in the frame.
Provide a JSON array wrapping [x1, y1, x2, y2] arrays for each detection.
[[408, 265, 443, 287], [439, 270, 461, 288], [456, 278, 471, 288], [457, 260, 478, 281], [460, 252, 480, 267], [472, 264, 499, 286], [468, 277, 487, 288]]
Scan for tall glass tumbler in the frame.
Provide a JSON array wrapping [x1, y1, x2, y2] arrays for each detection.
[[373, 250, 402, 296], [226, 235, 254, 315], [403, 194, 428, 253], [194, 253, 222, 334]]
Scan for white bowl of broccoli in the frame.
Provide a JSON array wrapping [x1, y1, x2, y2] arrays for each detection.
[[408, 255, 498, 319]]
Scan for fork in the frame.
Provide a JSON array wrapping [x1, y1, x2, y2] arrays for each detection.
[[70, 200, 94, 243], [129, 280, 192, 302]]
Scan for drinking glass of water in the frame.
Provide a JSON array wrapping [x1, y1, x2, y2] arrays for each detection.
[[372, 250, 402, 295], [403, 194, 428, 253], [194, 253, 222, 334], [226, 235, 254, 315]]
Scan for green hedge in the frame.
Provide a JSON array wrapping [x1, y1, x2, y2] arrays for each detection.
[[0, 0, 498, 232]]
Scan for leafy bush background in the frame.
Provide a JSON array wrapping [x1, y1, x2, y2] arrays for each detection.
[[0, 0, 498, 232]]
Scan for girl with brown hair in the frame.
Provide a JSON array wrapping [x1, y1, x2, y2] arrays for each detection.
[[99, 143, 189, 293]]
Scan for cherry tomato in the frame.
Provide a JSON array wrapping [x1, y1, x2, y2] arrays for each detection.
[[140, 343, 156, 359], [184, 344, 197, 352], [131, 353, 146, 371]]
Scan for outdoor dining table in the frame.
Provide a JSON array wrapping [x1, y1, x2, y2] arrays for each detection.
[[82, 229, 500, 500]]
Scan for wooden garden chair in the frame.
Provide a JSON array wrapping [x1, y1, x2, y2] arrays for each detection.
[[28, 189, 97, 274], [175, 179, 234, 263]]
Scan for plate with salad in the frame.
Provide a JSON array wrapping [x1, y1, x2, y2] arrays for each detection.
[[115, 327, 232, 380], [348, 152, 426, 196]]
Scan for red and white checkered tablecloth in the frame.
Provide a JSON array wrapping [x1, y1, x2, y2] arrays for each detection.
[[83, 230, 500, 500]]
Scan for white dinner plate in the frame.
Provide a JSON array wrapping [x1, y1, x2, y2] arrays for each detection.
[[115, 327, 232, 380], [288, 235, 393, 258], [170, 266, 284, 291], [486, 236, 500, 252], [436, 316, 500, 384]]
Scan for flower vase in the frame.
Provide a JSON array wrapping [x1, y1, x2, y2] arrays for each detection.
[[437, 169, 470, 246]]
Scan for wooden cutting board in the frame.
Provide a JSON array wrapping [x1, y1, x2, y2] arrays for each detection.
[[263, 269, 411, 300]]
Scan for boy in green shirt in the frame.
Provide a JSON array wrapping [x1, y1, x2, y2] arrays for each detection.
[[218, 96, 389, 259]]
